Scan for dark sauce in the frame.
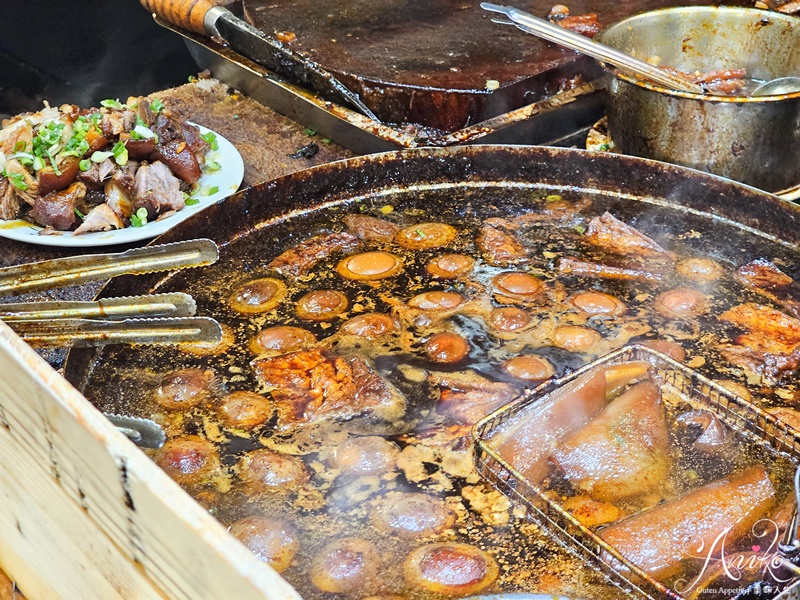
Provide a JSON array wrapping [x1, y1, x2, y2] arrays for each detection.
[[79, 186, 800, 599]]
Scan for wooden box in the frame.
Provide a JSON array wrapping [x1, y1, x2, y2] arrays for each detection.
[[0, 320, 300, 600]]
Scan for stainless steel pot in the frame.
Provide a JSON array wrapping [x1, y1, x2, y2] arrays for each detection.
[[596, 6, 800, 193]]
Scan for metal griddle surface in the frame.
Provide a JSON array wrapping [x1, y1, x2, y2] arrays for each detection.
[[242, 0, 750, 129]]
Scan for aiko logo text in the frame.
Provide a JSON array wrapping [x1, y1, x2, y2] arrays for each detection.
[[674, 518, 791, 595]]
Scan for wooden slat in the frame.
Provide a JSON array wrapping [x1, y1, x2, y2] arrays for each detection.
[[0, 321, 301, 600]]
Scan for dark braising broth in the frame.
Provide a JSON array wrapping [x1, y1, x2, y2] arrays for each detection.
[[81, 186, 800, 599]]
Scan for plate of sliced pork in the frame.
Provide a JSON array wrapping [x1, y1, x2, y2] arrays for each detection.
[[0, 98, 243, 247]]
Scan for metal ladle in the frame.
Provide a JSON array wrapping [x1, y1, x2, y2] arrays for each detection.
[[752, 76, 800, 96], [481, 3, 704, 94]]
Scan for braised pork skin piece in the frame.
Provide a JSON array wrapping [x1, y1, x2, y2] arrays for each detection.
[[252, 349, 405, 425], [600, 466, 775, 579], [132, 161, 184, 216], [551, 380, 670, 502], [585, 212, 672, 258], [718, 302, 800, 381], [343, 214, 401, 242], [491, 366, 608, 484], [737, 258, 800, 319], [268, 231, 360, 277], [547, 4, 602, 38], [430, 371, 520, 426], [476, 223, 528, 266], [558, 256, 669, 282], [30, 181, 85, 230]]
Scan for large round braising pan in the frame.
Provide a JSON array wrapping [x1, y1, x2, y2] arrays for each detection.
[[596, 6, 800, 193], [65, 143, 800, 400], [63, 146, 800, 598]]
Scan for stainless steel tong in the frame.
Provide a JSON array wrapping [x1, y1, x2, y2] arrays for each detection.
[[0, 238, 219, 296], [0, 239, 223, 348], [481, 3, 704, 94], [0, 239, 224, 448]]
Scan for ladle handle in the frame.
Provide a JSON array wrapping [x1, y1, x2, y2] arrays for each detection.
[[481, 3, 704, 94], [139, 0, 228, 35]]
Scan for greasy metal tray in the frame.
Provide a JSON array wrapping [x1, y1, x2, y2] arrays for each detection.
[[473, 345, 800, 600], [161, 17, 605, 154]]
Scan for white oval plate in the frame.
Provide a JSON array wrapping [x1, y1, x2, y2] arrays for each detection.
[[0, 124, 244, 247]]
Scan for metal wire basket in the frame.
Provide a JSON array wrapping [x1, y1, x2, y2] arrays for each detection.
[[472, 345, 800, 600]]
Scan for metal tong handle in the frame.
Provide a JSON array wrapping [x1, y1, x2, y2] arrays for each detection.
[[10, 317, 222, 348], [0, 293, 197, 321], [0, 238, 219, 297], [481, 3, 704, 94]]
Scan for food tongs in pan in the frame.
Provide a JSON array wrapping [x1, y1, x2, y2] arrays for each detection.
[[0, 238, 223, 448], [0, 239, 222, 348]]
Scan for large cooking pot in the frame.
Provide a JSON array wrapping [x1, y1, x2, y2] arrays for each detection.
[[596, 6, 800, 193], [64, 146, 800, 600]]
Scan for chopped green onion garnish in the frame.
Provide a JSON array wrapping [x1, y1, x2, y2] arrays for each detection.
[[46, 150, 61, 176], [3, 171, 28, 191], [200, 131, 219, 151], [150, 98, 164, 114], [33, 156, 45, 171], [545, 194, 562, 202], [303, 128, 316, 136], [112, 140, 128, 166], [321, 138, 331, 144], [203, 160, 221, 172], [185, 197, 200, 206], [415, 229, 426, 237], [132, 125, 156, 140], [574, 224, 587, 235], [207, 185, 219, 196], [130, 207, 148, 227], [74, 207, 85, 220], [14, 140, 26, 152], [79, 159, 91, 171], [32, 121, 67, 166], [100, 99, 124, 110], [91, 151, 113, 163]]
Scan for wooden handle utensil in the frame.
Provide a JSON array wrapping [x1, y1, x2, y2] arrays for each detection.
[[139, 0, 228, 35]]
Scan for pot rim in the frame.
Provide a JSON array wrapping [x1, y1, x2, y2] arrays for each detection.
[[596, 5, 800, 103]]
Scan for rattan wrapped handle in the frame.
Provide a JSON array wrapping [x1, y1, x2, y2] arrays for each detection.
[[140, 0, 224, 34]]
